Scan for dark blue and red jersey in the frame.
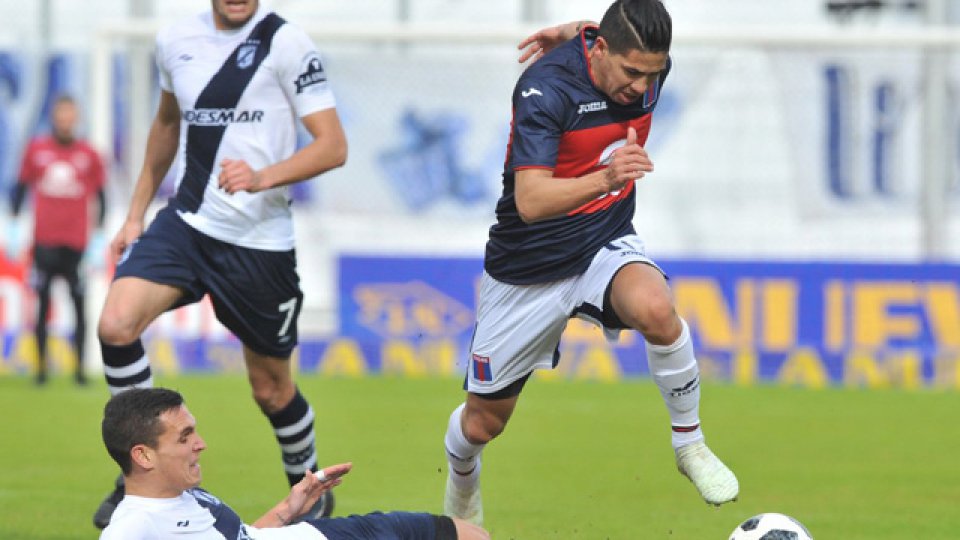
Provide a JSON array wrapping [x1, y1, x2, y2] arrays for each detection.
[[484, 27, 671, 285]]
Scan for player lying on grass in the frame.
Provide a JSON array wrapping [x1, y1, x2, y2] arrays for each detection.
[[99, 387, 489, 540]]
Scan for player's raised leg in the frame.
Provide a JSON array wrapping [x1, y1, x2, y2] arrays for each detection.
[[609, 262, 739, 505], [443, 387, 522, 526], [98, 277, 183, 394]]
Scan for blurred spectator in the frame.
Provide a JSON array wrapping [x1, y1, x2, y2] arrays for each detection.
[[9, 94, 106, 385]]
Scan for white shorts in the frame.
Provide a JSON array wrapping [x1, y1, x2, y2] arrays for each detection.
[[467, 234, 662, 394]]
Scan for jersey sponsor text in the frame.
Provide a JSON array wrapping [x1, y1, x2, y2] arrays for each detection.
[[181, 108, 265, 125], [577, 101, 608, 114]]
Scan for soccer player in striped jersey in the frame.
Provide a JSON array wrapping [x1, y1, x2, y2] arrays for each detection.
[[92, 0, 346, 529], [99, 388, 489, 540], [441, 0, 739, 526]]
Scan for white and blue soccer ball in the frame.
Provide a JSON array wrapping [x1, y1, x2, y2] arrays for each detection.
[[729, 512, 813, 540]]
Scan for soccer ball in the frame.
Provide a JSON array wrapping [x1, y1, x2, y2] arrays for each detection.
[[729, 513, 813, 540]]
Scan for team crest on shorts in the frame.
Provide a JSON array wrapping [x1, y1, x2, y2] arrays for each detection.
[[472, 354, 493, 382]]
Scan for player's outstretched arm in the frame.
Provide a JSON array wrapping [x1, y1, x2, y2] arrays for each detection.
[[517, 20, 596, 63], [219, 108, 347, 194], [252, 462, 352, 528]]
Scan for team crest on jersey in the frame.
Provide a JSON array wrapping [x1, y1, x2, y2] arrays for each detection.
[[236, 41, 259, 69], [294, 53, 327, 94]]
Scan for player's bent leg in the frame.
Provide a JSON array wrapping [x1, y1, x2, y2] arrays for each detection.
[[98, 278, 183, 393], [98, 277, 184, 346], [609, 263, 739, 505], [675, 440, 739, 506]]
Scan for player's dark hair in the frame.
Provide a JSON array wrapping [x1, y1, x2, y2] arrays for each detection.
[[102, 388, 185, 475], [53, 93, 75, 107], [598, 0, 672, 54]]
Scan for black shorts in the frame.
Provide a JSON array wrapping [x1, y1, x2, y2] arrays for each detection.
[[30, 245, 84, 293], [114, 206, 303, 358], [309, 512, 457, 540]]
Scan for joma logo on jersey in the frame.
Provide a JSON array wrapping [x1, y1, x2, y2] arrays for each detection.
[[182, 109, 265, 125], [577, 101, 608, 114]]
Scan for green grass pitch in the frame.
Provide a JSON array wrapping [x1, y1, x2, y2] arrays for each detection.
[[1, 374, 958, 538]]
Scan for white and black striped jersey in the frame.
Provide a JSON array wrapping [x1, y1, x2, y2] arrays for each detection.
[[99, 489, 326, 540], [156, 7, 336, 250]]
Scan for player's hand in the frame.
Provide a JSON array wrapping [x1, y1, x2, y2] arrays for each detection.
[[218, 158, 266, 194], [109, 220, 144, 266], [518, 21, 585, 63], [603, 127, 653, 192], [285, 462, 352, 520]]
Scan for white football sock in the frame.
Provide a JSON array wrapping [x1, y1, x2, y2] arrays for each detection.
[[645, 318, 705, 449], [444, 403, 484, 491]]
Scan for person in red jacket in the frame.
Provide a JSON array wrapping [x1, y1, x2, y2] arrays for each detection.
[[10, 94, 106, 385]]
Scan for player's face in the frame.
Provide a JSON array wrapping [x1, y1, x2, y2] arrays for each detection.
[[152, 406, 207, 495], [210, 0, 259, 30], [590, 38, 668, 106], [51, 100, 78, 143]]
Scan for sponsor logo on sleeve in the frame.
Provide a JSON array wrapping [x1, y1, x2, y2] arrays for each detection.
[[294, 53, 327, 94]]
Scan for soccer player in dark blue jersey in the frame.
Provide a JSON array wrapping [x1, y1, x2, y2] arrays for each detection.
[[442, 0, 738, 525]]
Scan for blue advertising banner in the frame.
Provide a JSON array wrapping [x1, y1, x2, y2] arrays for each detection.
[[329, 255, 960, 389], [4, 255, 958, 391]]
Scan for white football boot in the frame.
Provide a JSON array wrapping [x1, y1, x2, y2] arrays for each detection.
[[443, 474, 483, 526], [675, 440, 739, 506]]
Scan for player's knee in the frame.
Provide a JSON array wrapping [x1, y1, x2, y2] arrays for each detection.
[[97, 312, 142, 346], [634, 296, 680, 344], [454, 519, 491, 540], [462, 413, 506, 444], [250, 384, 287, 414]]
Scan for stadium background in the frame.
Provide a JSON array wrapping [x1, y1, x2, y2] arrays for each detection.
[[1, 2, 960, 539], [0, 0, 959, 387]]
